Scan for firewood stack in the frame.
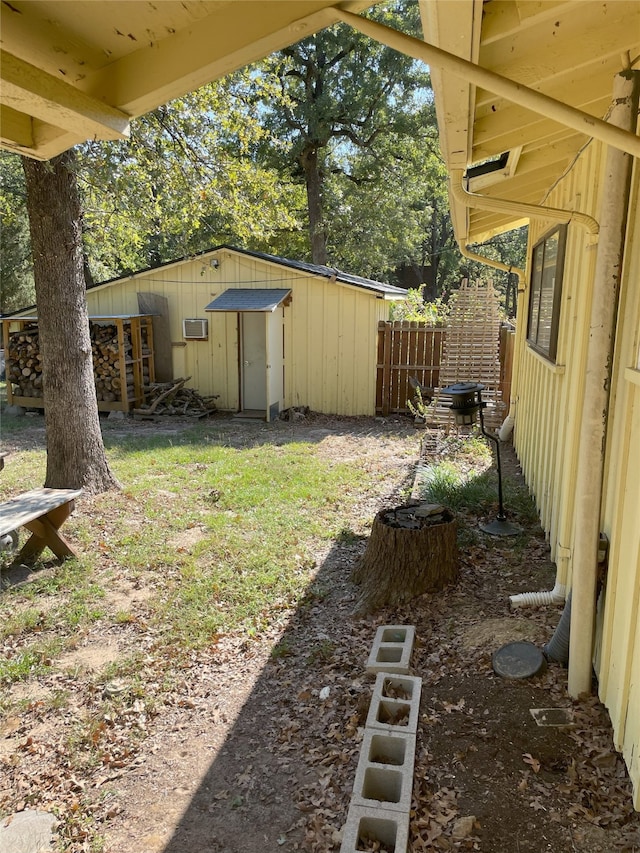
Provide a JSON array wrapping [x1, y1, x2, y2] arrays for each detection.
[[91, 322, 131, 403], [6, 320, 152, 405], [6, 323, 43, 398]]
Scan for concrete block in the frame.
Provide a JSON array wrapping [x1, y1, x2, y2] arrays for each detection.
[[366, 625, 415, 674], [365, 672, 421, 734], [351, 729, 416, 813], [364, 728, 415, 767], [340, 803, 409, 853]]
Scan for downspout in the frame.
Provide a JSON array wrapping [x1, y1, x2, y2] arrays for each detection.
[[457, 243, 525, 286], [450, 172, 600, 237], [568, 69, 639, 698], [449, 173, 601, 609], [450, 169, 599, 445]]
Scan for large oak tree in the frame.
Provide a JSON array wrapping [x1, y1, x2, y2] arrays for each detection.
[[253, 3, 431, 265], [22, 150, 119, 494]]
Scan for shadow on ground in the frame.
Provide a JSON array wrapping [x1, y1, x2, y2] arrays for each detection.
[[103, 442, 640, 853]]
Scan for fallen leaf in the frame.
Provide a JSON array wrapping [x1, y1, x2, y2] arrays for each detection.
[[452, 815, 476, 839], [523, 753, 541, 773]]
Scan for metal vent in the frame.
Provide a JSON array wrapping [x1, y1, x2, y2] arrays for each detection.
[[183, 318, 208, 340]]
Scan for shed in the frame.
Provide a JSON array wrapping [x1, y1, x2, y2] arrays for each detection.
[[81, 246, 407, 420]]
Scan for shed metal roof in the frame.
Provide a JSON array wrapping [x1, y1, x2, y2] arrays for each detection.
[[220, 246, 408, 298], [205, 289, 291, 313]]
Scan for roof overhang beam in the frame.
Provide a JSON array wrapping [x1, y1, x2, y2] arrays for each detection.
[[334, 9, 640, 160], [0, 49, 130, 144]]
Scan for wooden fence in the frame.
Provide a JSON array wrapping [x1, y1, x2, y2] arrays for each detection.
[[375, 322, 444, 415], [375, 321, 515, 416]]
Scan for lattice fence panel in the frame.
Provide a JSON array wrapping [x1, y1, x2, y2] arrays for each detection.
[[428, 279, 506, 430]]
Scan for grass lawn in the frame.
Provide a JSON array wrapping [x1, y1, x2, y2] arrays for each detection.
[[0, 416, 378, 682]]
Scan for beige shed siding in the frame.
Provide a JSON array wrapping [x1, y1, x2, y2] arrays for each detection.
[[85, 249, 392, 416], [286, 274, 386, 415], [513, 142, 640, 806]]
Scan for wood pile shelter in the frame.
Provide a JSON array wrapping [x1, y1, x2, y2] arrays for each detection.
[[3, 315, 155, 412]]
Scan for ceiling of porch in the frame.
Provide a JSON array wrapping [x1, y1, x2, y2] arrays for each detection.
[[420, 0, 640, 244], [0, 0, 373, 161]]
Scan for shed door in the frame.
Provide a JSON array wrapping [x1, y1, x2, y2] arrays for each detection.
[[266, 307, 285, 420], [241, 313, 267, 411]]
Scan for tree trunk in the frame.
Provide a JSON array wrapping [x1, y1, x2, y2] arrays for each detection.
[[300, 147, 327, 265], [352, 502, 458, 614], [22, 150, 119, 494]]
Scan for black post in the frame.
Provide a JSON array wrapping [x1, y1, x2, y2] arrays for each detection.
[[477, 390, 521, 536], [478, 402, 507, 521]]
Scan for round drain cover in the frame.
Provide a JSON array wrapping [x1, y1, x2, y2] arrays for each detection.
[[492, 641, 546, 679]]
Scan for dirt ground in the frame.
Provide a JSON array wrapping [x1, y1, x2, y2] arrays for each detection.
[[1, 413, 639, 853]]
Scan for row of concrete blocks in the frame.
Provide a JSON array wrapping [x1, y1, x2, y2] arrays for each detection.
[[340, 626, 420, 853]]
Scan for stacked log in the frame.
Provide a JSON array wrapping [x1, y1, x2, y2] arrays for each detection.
[[6, 323, 43, 398], [6, 320, 149, 405], [91, 322, 132, 403]]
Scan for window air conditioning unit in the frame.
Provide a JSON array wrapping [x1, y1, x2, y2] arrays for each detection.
[[183, 318, 208, 340]]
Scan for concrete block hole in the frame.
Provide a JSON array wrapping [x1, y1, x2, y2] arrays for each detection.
[[368, 734, 407, 766], [362, 767, 403, 804], [381, 627, 408, 642], [377, 699, 410, 726], [375, 645, 403, 664], [357, 817, 398, 852], [382, 677, 414, 700]]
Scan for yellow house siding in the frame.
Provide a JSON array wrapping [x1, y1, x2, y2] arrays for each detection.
[[513, 141, 640, 806], [513, 142, 602, 577], [596, 163, 640, 808], [84, 249, 395, 417]]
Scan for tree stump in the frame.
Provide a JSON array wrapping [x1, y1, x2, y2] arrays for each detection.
[[352, 501, 458, 614]]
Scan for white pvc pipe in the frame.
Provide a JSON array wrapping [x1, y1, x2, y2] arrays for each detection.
[[510, 581, 566, 609], [450, 172, 599, 237], [498, 414, 514, 442], [568, 71, 639, 698], [334, 9, 640, 160]]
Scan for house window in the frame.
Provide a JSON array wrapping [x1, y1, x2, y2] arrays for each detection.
[[527, 225, 567, 361]]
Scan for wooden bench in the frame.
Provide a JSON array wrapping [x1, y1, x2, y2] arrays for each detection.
[[0, 488, 82, 564]]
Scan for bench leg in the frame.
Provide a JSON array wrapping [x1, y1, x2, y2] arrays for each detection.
[[17, 501, 78, 564]]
